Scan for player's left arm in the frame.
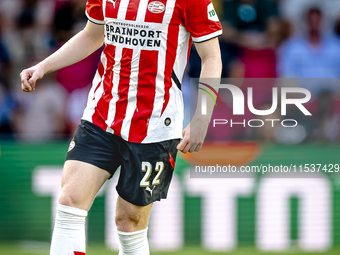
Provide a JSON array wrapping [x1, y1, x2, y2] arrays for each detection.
[[177, 37, 222, 154]]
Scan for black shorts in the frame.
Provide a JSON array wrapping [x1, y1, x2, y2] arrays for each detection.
[[66, 120, 180, 206]]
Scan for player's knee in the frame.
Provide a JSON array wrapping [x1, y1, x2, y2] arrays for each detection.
[[58, 192, 79, 208], [115, 211, 140, 225], [115, 210, 141, 230]]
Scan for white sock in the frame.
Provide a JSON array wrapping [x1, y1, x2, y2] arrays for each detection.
[[50, 204, 88, 255], [117, 228, 150, 255]]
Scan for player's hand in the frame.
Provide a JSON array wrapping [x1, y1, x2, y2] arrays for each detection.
[[176, 120, 209, 154], [20, 65, 45, 93]]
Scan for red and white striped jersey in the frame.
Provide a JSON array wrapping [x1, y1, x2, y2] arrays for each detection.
[[82, 0, 222, 143]]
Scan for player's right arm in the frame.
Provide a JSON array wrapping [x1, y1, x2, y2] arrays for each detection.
[[20, 21, 104, 93]]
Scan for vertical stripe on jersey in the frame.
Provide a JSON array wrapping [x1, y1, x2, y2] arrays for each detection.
[[144, 0, 167, 23], [82, 53, 108, 122], [111, 48, 133, 136], [144, 0, 175, 134], [129, 50, 158, 142], [93, 60, 105, 100], [92, 44, 116, 131], [161, 21, 180, 115], [117, 0, 130, 20], [120, 51, 140, 141], [126, 0, 142, 21], [105, 46, 123, 132], [146, 38, 166, 129], [136, 0, 149, 22], [172, 25, 191, 83], [105, 0, 121, 19]]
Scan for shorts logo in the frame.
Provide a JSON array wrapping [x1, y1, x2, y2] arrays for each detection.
[[146, 186, 155, 196], [207, 2, 219, 22], [68, 141, 75, 152], [164, 117, 171, 126], [148, 1, 166, 14]]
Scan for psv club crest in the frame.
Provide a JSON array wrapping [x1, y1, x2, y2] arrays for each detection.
[[148, 1, 166, 14]]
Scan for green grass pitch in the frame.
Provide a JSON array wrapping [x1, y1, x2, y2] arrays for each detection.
[[1, 244, 340, 255]]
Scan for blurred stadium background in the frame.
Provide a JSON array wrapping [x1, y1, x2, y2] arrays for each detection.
[[2, 0, 340, 254]]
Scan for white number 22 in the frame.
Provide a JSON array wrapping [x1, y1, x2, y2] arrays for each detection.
[[140, 161, 165, 187]]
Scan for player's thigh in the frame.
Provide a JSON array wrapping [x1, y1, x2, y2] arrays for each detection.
[[59, 160, 110, 211], [116, 196, 153, 232], [61, 120, 122, 210]]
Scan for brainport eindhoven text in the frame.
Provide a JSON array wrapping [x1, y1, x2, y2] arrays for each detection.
[[105, 24, 162, 47]]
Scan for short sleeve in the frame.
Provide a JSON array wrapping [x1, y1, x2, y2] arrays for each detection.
[[184, 0, 222, 43], [86, 0, 104, 25]]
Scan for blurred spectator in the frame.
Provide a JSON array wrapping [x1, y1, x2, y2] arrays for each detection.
[[222, 0, 279, 77], [0, 16, 12, 84], [53, 0, 87, 44], [280, 0, 340, 34], [0, 0, 100, 140], [223, 0, 278, 33], [0, 13, 17, 139], [1, 0, 54, 69], [278, 7, 340, 143], [14, 73, 66, 141], [335, 17, 340, 38], [66, 85, 91, 134], [279, 8, 340, 82], [0, 83, 17, 139], [189, 0, 280, 78], [52, 0, 101, 132], [53, 0, 100, 93]]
